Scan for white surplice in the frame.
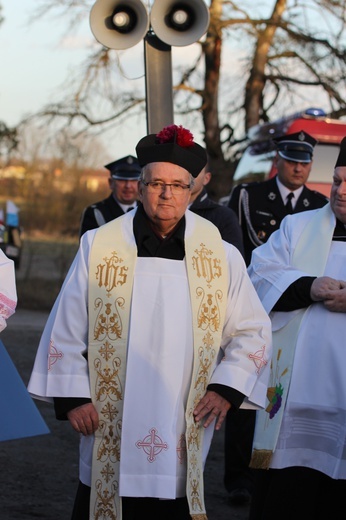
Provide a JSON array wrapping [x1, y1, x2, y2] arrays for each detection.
[[249, 207, 346, 478], [28, 210, 272, 494]]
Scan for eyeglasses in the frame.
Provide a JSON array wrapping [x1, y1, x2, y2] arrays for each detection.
[[141, 180, 191, 195]]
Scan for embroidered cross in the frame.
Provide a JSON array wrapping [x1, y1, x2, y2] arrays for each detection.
[[136, 428, 168, 462], [176, 434, 187, 464], [48, 340, 63, 370], [100, 462, 115, 484], [249, 345, 268, 374]]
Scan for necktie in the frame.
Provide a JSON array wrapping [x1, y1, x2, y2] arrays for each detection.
[[285, 192, 294, 214], [126, 207, 134, 212]]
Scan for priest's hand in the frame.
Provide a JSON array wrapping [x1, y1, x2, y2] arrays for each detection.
[[322, 281, 346, 312], [67, 403, 99, 436], [310, 276, 343, 300], [311, 276, 346, 312], [193, 390, 231, 431]]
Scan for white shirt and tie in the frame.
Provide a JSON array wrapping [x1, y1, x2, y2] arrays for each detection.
[[276, 178, 303, 213]]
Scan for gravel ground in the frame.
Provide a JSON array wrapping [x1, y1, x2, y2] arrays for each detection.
[[0, 307, 250, 520]]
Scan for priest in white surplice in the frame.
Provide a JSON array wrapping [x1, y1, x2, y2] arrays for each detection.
[[247, 136, 346, 520], [28, 125, 272, 520]]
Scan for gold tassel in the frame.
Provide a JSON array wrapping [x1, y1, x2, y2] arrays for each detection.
[[249, 449, 273, 469], [191, 515, 208, 519]]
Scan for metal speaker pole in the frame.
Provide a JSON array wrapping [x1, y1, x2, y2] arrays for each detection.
[[144, 33, 174, 134]]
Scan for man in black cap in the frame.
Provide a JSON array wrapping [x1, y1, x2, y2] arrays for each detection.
[[247, 135, 346, 519], [28, 124, 272, 520], [224, 130, 329, 506], [79, 155, 141, 237]]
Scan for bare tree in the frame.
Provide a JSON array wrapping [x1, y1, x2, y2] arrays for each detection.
[[0, 4, 18, 160], [23, 0, 346, 199]]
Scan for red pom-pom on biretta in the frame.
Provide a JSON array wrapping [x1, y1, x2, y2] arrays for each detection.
[[156, 125, 194, 148]]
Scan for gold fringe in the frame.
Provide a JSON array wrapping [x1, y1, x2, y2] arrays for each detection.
[[249, 449, 273, 469], [191, 515, 208, 519]]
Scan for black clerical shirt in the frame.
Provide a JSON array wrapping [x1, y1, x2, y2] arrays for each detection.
[[133, 204, 186, 259]]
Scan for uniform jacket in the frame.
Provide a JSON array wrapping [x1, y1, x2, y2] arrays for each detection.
[[228, 176, 329, 265], [190, 188, 244, 257], [79, 194, 125, 238]]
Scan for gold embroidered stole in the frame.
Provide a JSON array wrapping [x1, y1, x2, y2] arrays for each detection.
[[88, 217, 137, 520], [88, 213, 228, 520], [250, 203, 334, 469], [184, 217, 228, 519]]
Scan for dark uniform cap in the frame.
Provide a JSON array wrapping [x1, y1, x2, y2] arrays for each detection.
[[335, 136, 346, 168], [273, 131, 317, 163], [135, 124, 207, 178], [104, 155, 141, 180]]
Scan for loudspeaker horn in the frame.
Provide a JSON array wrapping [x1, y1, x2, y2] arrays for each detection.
[[90, 0, 149, 50], [150, 0, 210, 47]]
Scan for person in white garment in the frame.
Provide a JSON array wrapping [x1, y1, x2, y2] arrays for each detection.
[[247, 135, 346, 520], [0, 249, 16, 332], [28, 124, 272, 520]]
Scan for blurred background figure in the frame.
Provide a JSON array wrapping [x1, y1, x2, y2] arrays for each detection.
[[79, 154, 141, 237], [0, 201, 22, 270], [189, 160, 244, 255]]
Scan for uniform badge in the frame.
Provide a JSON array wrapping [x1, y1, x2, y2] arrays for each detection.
[[258, 230, 267, 240], [270, 220, 276, 226], [303, 199, 310, 207], [268, 192, 276, 200]]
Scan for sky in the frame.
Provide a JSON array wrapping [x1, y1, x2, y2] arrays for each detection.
[[0, 2, 93, 122], [0, 0, 209, 161]]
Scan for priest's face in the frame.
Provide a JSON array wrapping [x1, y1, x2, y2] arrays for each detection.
[[139, 162, 192, 236], [330, 167, 346, 224]]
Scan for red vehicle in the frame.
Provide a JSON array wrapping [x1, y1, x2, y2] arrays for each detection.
[[228, 108, 346, 200]]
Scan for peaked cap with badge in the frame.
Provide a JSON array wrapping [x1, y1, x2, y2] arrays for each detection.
[[104, 155, 141, 180], [136, 124, 207, 178], [335, 136, 346, 168], [273, 130, 317, 163]]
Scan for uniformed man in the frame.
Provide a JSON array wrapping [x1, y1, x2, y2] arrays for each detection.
[[79, 155, 141, 237], [228, 131, 329, 265], [224, 130, 329, 506]]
